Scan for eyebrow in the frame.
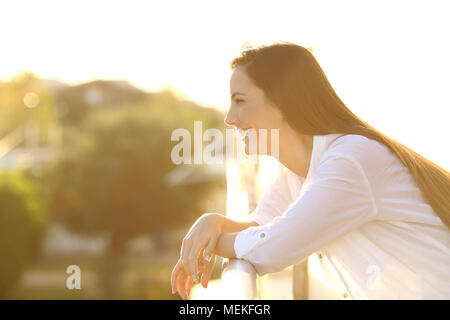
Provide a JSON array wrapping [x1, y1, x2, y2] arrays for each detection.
[[231, 92, 246, 99]]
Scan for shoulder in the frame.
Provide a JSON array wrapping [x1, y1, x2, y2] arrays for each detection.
[[322, 134, 390, 167], [318, 134, 396, 192], [327, 134, 385, 154]]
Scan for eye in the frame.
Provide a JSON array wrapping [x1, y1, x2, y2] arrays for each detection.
[[235, 99, 245, 104]]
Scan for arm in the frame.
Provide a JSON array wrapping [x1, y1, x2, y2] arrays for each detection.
[[232, 154, 378, 277], [209, 217, 256, 259], [212, 167, 297, 259], [214, 232, 239, 259], [220, 216, 259, 233], [178, 167, 293, 283]]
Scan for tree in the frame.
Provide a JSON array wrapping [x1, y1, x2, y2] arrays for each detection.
[[43, 94, 226, 298], [0, 170, 47, 298]]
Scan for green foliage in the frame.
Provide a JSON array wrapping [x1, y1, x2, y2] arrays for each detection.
[[0, 170, 48, 297], [43, 94, 225, 242], [40, 87, 227, 298]]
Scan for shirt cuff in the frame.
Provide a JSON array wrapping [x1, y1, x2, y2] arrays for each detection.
[[234, 225, 270, 259]]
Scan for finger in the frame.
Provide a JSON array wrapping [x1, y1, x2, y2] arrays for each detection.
[[175, 271, 184, 299], [188, 240, 206, 283], [171, 263, 180, 294], [199, 265, 208, 288], [203, 236, 218, 262], [201, 255, 216, 289], [176, 272, 188, 300], [181, 237, 193, 280], [185, 274, 193, 298], [197, 248, 208, 288], [198, 256, 206, 273], [198, 260, 207, 286]]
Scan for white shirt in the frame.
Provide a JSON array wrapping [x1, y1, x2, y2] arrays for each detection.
[[234, 133, 450, 299]]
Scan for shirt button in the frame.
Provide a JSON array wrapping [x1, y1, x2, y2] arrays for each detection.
[[259, 232, 266, 239], [343, 293, 348, 298]]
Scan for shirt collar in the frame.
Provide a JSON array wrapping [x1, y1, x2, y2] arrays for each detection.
[[286, 133, 346, 184], [307, 133, 346, 180]]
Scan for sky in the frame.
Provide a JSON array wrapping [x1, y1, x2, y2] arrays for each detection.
[[1, 0, 449, 168]]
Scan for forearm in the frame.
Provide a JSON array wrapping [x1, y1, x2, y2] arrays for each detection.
[[204, 213, 259, 259], [214, 232, 238, 259], [218, 215, 259, 234]]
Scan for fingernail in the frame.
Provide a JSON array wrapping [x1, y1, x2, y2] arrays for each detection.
[[204, 253, 211, 262]]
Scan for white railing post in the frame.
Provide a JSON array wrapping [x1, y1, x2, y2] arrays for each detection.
[[220, 259, 258, 300]]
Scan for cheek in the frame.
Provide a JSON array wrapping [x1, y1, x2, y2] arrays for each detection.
[[253, 111, 278, 130], [262, 106, 283, 129], [238, 106, 255, 125], [239, 103, 279, 130]]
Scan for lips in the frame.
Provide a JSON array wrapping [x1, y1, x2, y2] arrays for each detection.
[[237, 128, 258, 145], [237, 128, 251, 141]]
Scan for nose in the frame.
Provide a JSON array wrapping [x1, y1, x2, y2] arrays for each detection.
[[224, 107, 239, 128]]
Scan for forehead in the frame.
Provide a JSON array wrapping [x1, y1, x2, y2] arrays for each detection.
[[230, 67, 255, 93]]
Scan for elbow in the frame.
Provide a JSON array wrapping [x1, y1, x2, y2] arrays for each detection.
[[235, 231, 301, 276], [246, 255, 288, 277], [245, 245, 309, 277]]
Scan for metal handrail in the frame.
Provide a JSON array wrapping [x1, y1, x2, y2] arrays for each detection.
[[220, 258, 258, 300]]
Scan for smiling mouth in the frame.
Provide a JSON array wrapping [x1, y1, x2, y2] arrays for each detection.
[[237, 127, 254, 141]]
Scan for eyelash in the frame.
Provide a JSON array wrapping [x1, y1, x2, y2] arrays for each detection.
[[235, 99, 245, 103]]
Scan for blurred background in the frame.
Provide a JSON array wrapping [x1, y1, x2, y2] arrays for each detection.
[[0, 0, 449, 299]]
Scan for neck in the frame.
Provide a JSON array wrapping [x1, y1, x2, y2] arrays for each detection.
[[276, 127, 313, 178]]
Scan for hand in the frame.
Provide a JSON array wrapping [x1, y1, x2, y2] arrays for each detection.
[[171, 248, 216, 299], [180, 213, 223, 283], [198, 247, 216, 289], [171, 258, 193, 300]]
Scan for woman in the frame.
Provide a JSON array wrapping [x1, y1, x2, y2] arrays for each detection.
[[171, 41, 450, 300]]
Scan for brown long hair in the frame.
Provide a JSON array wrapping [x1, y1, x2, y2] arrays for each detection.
[[230, 41, 450, 229]]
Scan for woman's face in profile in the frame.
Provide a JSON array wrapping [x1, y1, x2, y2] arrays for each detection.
[[225, 66, 284, 155]]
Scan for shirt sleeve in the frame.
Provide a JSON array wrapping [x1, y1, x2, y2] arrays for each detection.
[[233, 153, 378, 276], [240, 168, 293, 226]]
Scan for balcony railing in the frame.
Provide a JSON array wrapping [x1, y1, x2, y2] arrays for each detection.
[[220, 259, 258, 299]]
